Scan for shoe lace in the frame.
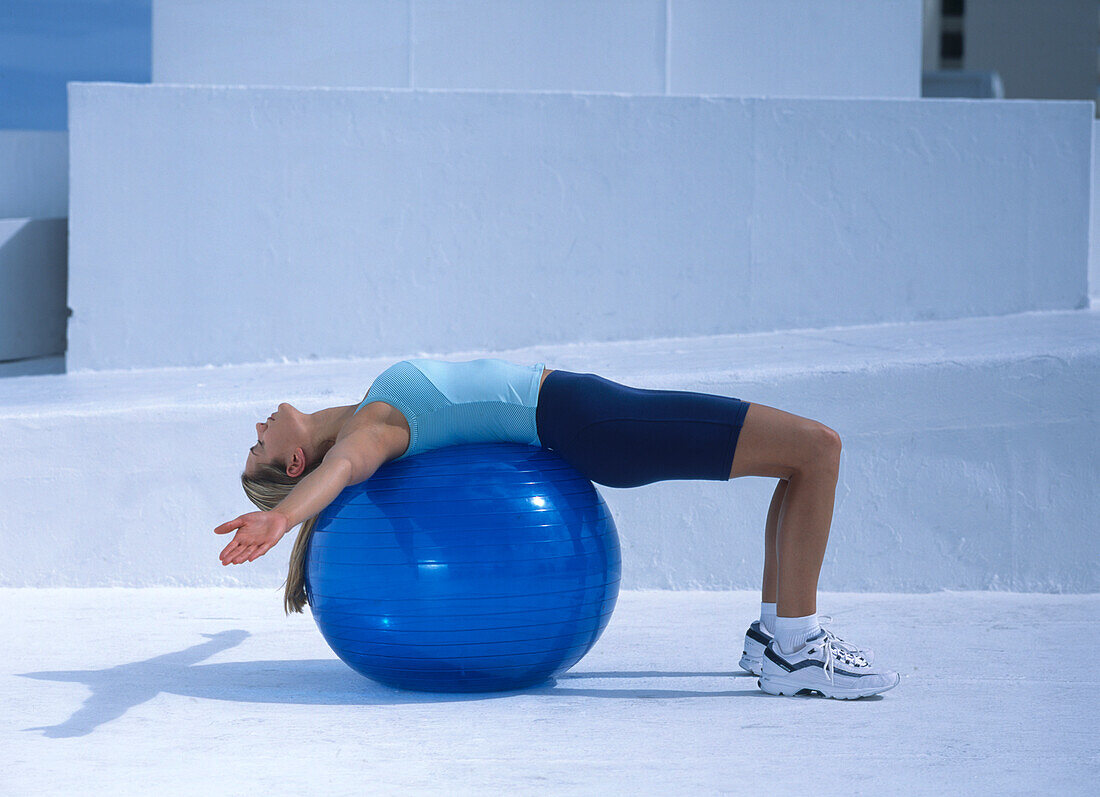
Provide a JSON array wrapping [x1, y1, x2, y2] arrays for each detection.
[[817, 614, 875, 664], [810, 627, 872, 682]]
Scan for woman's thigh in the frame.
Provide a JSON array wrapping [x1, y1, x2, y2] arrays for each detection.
[[535, 370, 751, 488]]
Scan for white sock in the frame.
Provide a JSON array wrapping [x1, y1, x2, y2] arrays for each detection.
[[774, 613, 822, 655], [759, 602, 777, 636]]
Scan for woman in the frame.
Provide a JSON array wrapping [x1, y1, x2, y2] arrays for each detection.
[[215, 357, 899, 699]]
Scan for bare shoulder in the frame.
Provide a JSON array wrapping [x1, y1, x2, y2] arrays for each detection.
[[336, 401, 410, 463], [327, 417, 394, 484]]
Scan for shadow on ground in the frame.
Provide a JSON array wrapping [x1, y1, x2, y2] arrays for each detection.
[[16, 630, 776, 737]]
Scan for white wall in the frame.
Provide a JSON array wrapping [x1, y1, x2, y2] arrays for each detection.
[[154, 0, 410, 89], [668, 0, 922, 97], [0, 132, 70, 366], [67, 84, 1092, 370], [0, 218, 68, 361], [1, 310, 1096, 590], [1093, 121, 1099, 307], [152, 0, 922, 98]]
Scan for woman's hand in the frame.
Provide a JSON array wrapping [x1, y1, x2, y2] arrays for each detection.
[[214, 510, 292, 565]]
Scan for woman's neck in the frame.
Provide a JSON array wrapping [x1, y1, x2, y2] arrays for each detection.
[[307, 404, 359, 459]]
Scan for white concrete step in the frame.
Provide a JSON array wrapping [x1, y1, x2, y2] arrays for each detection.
[[0, 217, 68, 362], [153, 0, 921, 99], [67, 84, 1093, 370], [1090, 121, 1100, 307], [2, 308, 1095, 591]]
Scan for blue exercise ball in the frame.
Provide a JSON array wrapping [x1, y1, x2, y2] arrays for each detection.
[[304, 442, 621, 693]]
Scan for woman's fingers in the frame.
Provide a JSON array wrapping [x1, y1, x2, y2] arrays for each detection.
[[244, 541, 273, 563], [214, 516, 246, 535], [215, 513, 282, 564], [220, 538, 248, 563], [224, 547, 246, 564], [223, 542, 270, 564]]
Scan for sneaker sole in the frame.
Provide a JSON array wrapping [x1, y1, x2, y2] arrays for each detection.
[[757, 672, 900, 699]]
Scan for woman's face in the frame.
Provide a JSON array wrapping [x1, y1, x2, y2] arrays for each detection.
[[245, 403, 308, 477]]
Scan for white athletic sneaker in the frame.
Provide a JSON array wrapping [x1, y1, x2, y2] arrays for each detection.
[[738, 620, 773, 676], [758, 628, 900, 699], [738, 614, 874, 677]]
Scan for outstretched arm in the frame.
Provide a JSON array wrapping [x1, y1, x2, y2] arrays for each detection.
[[215, 428, 390, 565]]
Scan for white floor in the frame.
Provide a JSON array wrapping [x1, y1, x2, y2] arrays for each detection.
[[7, 589, 1097, 795]]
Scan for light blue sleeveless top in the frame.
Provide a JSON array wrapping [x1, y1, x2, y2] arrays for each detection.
[[353, 358, 546, 460]]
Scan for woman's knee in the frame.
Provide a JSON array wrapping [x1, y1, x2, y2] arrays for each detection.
[[778, 422, 840, 480], [729, 403, 840, 480], [803, 424, 842, 473]]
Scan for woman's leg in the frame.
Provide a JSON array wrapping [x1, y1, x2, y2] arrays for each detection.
[[728, 403, 842, 618], [536, 372, 840, 616], [761, 478, 787, 605]]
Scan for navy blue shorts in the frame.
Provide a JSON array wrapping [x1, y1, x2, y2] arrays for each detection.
[[535, 370, 751, 488]]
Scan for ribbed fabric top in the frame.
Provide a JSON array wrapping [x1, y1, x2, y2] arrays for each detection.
[[353, 358, 546, 460]]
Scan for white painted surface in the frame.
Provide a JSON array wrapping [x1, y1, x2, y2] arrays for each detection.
[[669, 0, 922, 98], [0, 131, 69, 218], [411, 0, 666, 93], [152, 0, 921, 98], [1092, 120, 1099, 306], [153, 0, 409, 89], [66, 85, 1092, 370], [5, 589, 1097, 792], [0, 218, 68, 361], [2, 309, 1096, 590]]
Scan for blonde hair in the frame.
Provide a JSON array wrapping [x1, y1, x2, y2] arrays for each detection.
[[240, 460, 322, 615]]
